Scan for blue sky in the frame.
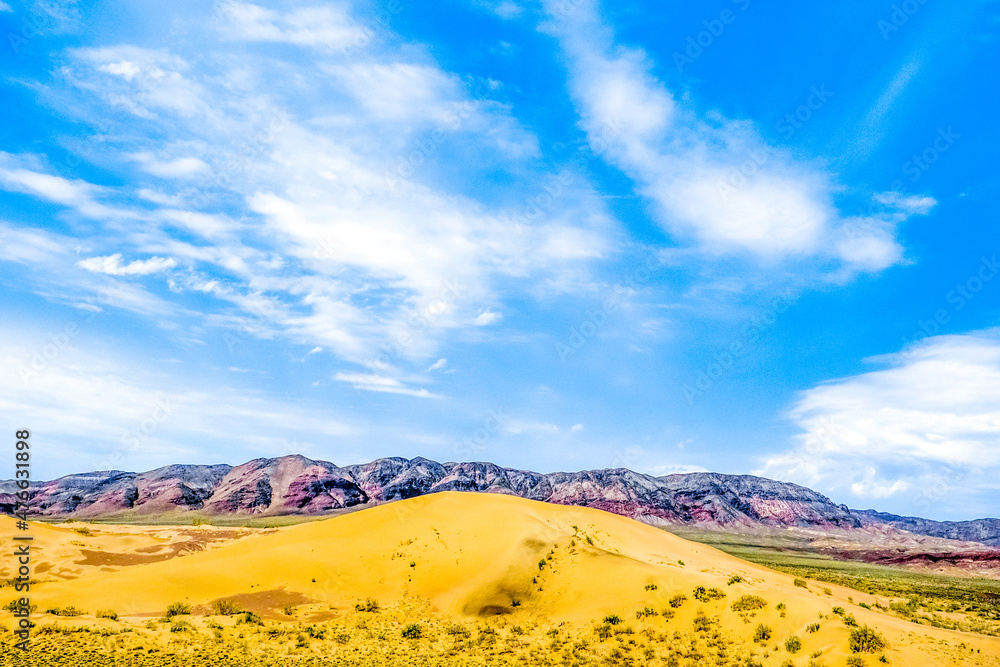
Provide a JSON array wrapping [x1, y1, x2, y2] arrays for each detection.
[[1, 0, 999, 520]]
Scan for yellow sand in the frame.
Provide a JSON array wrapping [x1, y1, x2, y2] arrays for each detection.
[[5, 492, 1000, 666]]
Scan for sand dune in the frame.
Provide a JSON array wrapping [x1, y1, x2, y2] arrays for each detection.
[[4, 492, 999, 666]]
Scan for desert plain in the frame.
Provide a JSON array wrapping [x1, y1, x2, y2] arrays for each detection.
[[1, 492, 998, 666]]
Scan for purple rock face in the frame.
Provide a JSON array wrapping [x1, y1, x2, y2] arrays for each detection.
[[2, 455, 996, 546]]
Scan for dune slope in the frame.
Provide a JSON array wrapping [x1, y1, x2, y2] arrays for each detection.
[[8, 492, 1000, 666]]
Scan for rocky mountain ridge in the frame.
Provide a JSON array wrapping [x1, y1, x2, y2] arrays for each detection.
[[1, 455, 996, 547]]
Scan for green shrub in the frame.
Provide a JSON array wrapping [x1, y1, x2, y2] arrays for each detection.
[[237, 611, 263, 625], [96, 609, 118, 621], [402, 623, 422, 639], [644, 583, 658, 591], [446, 624, 470, 637], [843, 613, 859, 627], [849, 626, 888, 653], [169, 620, 192, 633], [693, 611, 713, 632], [603, 614, 622, 625], [728, 574, 745, 586], [846, 658, 867, 667], [635, 607, 658, 619], [3, 599, 37, 613], [693, 586, 726, 602], [753, 624, 772, 643], [354, 598, 380, 612], [212, 599, 243, 615], [731, 595, 768, 612], [668, 594, 687, 608], [832, 606, 845, 616], [165, 602, 190, 618], [785, 635, 802, 653], [793, 578, 808, 588], [806, 623, 820, 633]]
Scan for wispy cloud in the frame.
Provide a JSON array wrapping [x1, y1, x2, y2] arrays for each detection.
[[542, 0, 930, 274], [760, 332, 1000, 514], [333, 372, 441, 398], [0, 331, 358, 477], [78, 254, 177, 276], [217, 1, 361, 50]]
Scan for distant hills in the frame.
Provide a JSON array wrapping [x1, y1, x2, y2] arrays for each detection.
[[2, 454, 998, 547]]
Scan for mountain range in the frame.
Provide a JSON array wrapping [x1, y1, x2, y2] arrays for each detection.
[[2, 454, 998, 547]]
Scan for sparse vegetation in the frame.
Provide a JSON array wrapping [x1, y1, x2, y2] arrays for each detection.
[[753, 624, 772, 643], [668, 594, 687, 608], [211, 599, 243, 615], [692, 586, 726, 602], [731, 595, 768, 612], [165, 602, 191, 618], [95, 609, 118, 621], [849, 626, 888, 653], [727, 574, 745, 586], [355, 598, 380, 612]]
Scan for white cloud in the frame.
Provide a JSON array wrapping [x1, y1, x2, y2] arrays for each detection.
[[326, 62, 467, 124], [875, 191, 937, 215], [0, 331, 357, 477], [505, 419, 560, 435], [474, 309, 502, 326], [426, 358, 447, 371], [5, 3, 616, 376], [333, 372, 441, 399], [132, 152, 210, 178], [78, 254, 177, 276], [0, 2, 12, 12], [646, 463, 710, 476], [73, 46, 209, 119], [760, 333, 1000, 512], [218, 2, 359, 49], [0, 155, 125, 219], [493, 1, 523, 19], [542, 0, 931, 272]]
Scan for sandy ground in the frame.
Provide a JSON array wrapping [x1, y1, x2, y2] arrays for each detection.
[[2, 492, 999, 666]]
